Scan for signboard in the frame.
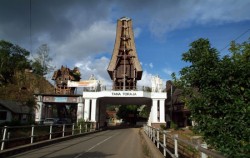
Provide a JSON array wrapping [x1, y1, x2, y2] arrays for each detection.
[[67, 80, 99, 88], [43, 96, 78, 103], [111, 91, 138, 96], [55, 97, 67, 102]]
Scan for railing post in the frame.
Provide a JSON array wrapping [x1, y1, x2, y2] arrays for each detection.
[[1, 126, 7, 150], [201, 143, 208, 158], [157, 129, 159, 148], [146, 126, 148, 135], [147, 126, 149, 136], [151, 127, 153, 141], [150, 127, 153, 140], [31, 125, 34, 144], [7, 132, 10, 140], [163, 132, 166, 157], [72, 123, 75, 135], [146, 125, 150, 137], [149, 127, 151, 139], [80, 124, 82, 134], [174, 134, 178, 157], [62, 124, 65, 137], [49, 125, 52, 140], [153, 128, 156, 143]]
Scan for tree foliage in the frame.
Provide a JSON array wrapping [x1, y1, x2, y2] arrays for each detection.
[[0, 40, 54, 108], [0, 40, 30, 85], [175, 38, 250, 157], [116, 105, 138, 124], [32, 44, 54, 76]]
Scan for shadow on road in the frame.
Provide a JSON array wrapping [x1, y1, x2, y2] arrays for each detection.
[[106, 125, 143, 130], [43, 151, 115, 158]]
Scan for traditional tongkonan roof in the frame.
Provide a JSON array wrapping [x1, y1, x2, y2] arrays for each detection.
[[107, 17, 143, 80]]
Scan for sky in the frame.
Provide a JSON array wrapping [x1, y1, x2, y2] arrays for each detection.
[[0, 0, 250, 87]]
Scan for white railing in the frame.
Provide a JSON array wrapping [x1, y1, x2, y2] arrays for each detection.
[[78, 85, 153, 92], [0, 122, 95, 151], [143, 125, 226, 158]]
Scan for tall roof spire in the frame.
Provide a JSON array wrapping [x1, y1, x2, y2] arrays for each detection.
[[107, 17, 143, 90]]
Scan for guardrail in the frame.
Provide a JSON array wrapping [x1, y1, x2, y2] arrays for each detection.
[[143, 125, 226, 158], [77, 85, 156, 92], [1, 122, 95, 151]]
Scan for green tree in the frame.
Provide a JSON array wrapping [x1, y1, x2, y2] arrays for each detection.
[[0, 40, 30, 85], [116, 105, 138, 124], [32, 44, 54, 76], [175, 38, 250, 157]]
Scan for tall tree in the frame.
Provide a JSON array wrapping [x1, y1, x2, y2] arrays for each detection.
[[0, 40, 30, 85], [32, 44, 54, 76], [175, 38, 250, 157]]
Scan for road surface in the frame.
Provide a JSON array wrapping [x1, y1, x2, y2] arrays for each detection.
[[10, 128, 144, 158]]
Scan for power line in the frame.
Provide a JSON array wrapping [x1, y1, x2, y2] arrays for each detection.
[[29, 0, 31, 53], [220, 28, 250, 52]]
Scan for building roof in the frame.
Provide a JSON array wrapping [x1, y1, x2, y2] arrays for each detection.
[[107, 17, 143, 80], [166, 80, 184, 106], [166, 88, 184, 105], [0, 100, 30, 114]]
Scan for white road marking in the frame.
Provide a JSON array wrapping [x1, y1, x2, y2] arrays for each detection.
[[73, 132, 119, 158]]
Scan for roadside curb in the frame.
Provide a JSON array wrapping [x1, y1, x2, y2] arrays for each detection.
[[139, 128, 164, 158], [0, 130, 102, 158]]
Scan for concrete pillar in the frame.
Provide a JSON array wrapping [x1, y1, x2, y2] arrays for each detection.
[[84, 99, 90, 121], [35, 95, 43, 124], [91, 99, 97, 122], [77, 97, 84, 121], [77, 102, 84, 121], [151, 99, 158, 123], [148, 111, 152, 126], [36, 102, 43, 123], [159, 99, 165, 123]]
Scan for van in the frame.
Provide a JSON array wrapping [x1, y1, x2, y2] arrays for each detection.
[[43, 118, 59, 125]]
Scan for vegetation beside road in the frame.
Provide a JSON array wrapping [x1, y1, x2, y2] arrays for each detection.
[[173, 38, 250, 157]]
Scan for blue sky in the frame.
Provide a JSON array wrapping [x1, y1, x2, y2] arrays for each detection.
[[0, 0, 250, 87]]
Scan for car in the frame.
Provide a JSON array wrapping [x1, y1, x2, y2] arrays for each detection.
[[57, 118, 71, 124], [43, 118, 59, 125]]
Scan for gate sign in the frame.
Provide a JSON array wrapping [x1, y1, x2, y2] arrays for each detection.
[[67, 80, 100, 88]]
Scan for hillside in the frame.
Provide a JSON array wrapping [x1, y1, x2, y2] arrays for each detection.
[[0, 70, 54, 102]]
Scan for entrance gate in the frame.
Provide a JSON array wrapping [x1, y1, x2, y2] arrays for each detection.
[[35, 17, 167, 128], [81, 89, 166, 128]]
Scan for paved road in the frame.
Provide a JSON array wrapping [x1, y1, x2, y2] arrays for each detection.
[[10, 128, 143, 158]]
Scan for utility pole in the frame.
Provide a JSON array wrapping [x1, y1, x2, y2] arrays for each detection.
[[170, 84, 173, 125]]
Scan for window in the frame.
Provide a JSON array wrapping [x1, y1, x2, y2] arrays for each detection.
[[0, 111, 7, 120]]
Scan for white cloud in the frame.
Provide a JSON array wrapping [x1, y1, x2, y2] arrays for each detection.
[[75, 56, 112, 86], [40, 20, 116, 72], [149, 63, 153, 68], [133, 27, 141, 38], [137, 70, 152, 87], [143, 0, 250, 38], [163, 68, 173, 76], [1, 0, 249, 88]]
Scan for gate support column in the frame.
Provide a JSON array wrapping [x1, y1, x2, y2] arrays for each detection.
[[150, 98, 166, 128], [159, 99, 165, 122], [35, 95, 43, 124], [151, 99, 158, 123], [84, 99, 90, 121], [77, 97, 84, 121], [90, 99, 97, 122]]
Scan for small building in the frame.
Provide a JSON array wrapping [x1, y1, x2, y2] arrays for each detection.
[[0, 100, 32, 125], [165, 81, 192, 128]]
